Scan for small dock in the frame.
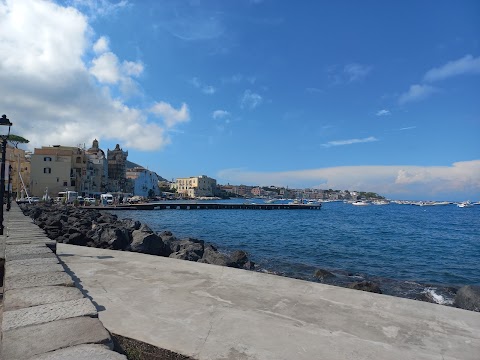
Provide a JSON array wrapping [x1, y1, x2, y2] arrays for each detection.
[[89, 202, 322, 211]]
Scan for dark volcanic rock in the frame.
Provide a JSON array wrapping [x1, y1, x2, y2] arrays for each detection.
[[169, 238, 205, 262], [129, 230, 169, 256], [454, 285, 480, 312], [348, 281, 382, 294], [200, 244, 232, 266], [313, 268, 336, 281]]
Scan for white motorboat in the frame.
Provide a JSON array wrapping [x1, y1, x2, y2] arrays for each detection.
[[457, 201, 473, 208], [352, 201, 369, 206]]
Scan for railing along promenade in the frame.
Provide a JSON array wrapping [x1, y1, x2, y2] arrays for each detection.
[[0, 203, 125, 360]]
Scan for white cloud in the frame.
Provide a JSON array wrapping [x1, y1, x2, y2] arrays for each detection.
[[190, 77, 216, 95], [322, 136, 378, 148], [122, 60, 144, 77], [66, 0, 130, 19], [240, 90, 263, 110], [398, 84, 437, 104], [93, 36, 109, 54], [0, 0, 187, 152], [376, 109, 390, 116], [424, 54, 480, 82], [150, 102, 190, 128], [217, 160, 480, 201], [212, 110, 230, 119], [89, 52, 120, 84], [343, 63, 372, 82]]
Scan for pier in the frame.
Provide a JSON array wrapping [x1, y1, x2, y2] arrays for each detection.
[[90, 201, 322, 211]]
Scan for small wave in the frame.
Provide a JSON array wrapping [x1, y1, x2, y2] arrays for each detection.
[[423, 287, 454, 305]]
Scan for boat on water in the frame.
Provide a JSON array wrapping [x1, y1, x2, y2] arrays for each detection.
[[352, 200, 369, 206], [457, 201, 473, 208], [372, 200, 389, 205]]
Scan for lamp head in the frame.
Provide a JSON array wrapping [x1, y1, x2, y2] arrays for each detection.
[[0, 115, 12, 127]]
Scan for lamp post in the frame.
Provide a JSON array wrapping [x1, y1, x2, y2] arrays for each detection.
[[7, 164, 12, 211], [0, 114, 12, 235]]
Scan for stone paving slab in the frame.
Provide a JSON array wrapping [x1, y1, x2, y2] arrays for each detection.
[[6, 252, 57, 262], [6, 262, 65, 278], [2, 317, 113, 360], [5, 245, 53, 257], [4, 285, 85, 311], [4, 271, 74, 290], [5, 239, 55, 246], [2, 298, 98, 331], [28, 344, 127, 360], [6, 257, 59, 267]]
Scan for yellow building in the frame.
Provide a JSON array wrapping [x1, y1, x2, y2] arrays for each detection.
[[30, 145, 88, 198], [5, 145, 31, 199], [175, 175, 217, 198]]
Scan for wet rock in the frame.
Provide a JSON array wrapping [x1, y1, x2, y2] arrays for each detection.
[[454, 285, 480, 312], [313, 268, 335, 280], [348, 281, 382, 294], [200, 245, 232, 266], [169, 238, 204, 262]]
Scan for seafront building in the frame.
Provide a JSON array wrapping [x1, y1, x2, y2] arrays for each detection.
[[107, 144, 130, 193], [30, 145, 89, 197], [6, 145, 31, 199], [174, 175, 217, 198], [84, 139, 108, 195], [126, 167, 162, 198]]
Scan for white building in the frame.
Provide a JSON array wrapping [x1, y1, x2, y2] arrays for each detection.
[[126, 167, 161, 198], [175, 175, 217, 198]]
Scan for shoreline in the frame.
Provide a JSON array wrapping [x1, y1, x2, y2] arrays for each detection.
[[18, 202, 479, 312]]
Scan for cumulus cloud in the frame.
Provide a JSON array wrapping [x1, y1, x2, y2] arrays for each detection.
[[398, 84, 437, 104], [376, 109, 390, 116], [424, 54, 480, 82], [212, 110, 230, 119], [149, 102, 190, 128], [93, 36, 109, 54], [240, 90, 263, 110], [217, 160, 480, 200], [322, 136, 378, 147], [0, 0, 188, 152]]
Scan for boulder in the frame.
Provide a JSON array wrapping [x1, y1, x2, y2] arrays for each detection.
[[129, 230, 169, 256], [200, 245, 232, 266], [66, 232, 89, 246], [348, 281, 382, 294], [168, 238, 205, 261], [122, 218, 141, 232], [313, 268, 335, 280], [454, 285, 480, 312]]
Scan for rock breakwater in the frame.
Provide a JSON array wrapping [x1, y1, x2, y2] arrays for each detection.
[[19, 203, 254, 270]]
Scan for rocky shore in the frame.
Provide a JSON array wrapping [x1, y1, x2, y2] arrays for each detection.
[[18, 203, 480, 312], [18, 203, 254, 271]]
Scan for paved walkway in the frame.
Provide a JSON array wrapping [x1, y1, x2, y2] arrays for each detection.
[[1, 204, 126, 360], [58, 243, 480, 360]]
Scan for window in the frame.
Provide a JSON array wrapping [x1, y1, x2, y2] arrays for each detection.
[[43, 167, 51, 174], [76, 157, 81, 163], [44, 157, 52, 161], [63, 181, 68, 186], [71, 180, 76, 186]]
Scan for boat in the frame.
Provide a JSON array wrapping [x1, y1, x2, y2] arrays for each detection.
[[372, 200, 389, 205], [457, 201, 473, 208], [352, 200, 369, 206]]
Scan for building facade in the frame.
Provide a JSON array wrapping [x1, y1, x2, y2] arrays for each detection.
[[6, 145, 31, 199], [126, 167, 161, 198], [175, 175, 217, 198], [30, 145, 88, 198], [107, 144, 129, 193], [85, 139, 108, 195]]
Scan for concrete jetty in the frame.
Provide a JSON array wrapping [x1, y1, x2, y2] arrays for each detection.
[[58, 243, 480, 360], [0, 204, 126, 360], [2, 203, 480, 359]]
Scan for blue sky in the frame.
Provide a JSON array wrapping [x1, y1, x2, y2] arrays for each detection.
[[0, 0, 479, 200]]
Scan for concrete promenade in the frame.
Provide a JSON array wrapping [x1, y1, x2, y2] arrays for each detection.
[[57, 243, 480, 360], [0, 204, 126, 359]]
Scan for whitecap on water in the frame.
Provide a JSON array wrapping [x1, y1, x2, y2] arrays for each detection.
[[423, 287, 454, 305]]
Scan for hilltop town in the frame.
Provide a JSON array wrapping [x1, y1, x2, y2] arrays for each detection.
[[9, 140, 383, 202]]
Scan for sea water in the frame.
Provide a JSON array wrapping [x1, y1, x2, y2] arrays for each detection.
[[113, 201, 480, 304]]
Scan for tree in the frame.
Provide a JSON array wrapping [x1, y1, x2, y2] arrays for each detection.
[[7, 134, 29, 148]]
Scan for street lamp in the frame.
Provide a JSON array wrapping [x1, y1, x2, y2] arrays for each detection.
[[0, 114, 13, 235]]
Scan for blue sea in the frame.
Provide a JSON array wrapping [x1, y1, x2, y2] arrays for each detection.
[[113, 200, 480, 305]]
